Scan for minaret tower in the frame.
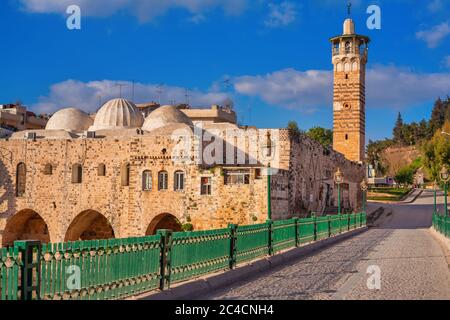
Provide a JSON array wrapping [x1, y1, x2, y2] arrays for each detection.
[[330, 8, 370, 163]]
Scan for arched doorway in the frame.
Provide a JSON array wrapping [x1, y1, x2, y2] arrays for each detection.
[[145, 213, 182, 235], [65, 210, 115, 242], [2, 209, 50, 247]]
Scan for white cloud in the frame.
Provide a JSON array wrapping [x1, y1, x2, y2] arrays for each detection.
[[19, 0, 248, 22], [264, 2, 297, 28], [416, 22, 450, 48], [33, 80, 229, 114], [234, 69, 331, 111], [233, 66, 450, 111]]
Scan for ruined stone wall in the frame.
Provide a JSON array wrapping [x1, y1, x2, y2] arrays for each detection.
[[271, 130, 365, 219]]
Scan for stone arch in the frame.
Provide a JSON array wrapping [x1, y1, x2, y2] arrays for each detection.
[[64, 210, 115, 242], [2, 209, 50, 247], [145, 213, 182, 235]]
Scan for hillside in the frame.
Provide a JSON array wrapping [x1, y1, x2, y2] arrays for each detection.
[[381, 146, 421, 177]]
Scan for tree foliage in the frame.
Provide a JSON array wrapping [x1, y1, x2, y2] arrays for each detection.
[[305, 126, 333, 148], [422, 121, 450, 181], [394, 157, 423, 186]]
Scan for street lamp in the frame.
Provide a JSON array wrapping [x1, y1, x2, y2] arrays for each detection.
[[440, 165, 449, 218], [360, 179, 368, 215], [334, 168, 344, 215]]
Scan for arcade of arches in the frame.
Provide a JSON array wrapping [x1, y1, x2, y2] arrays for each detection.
[[1, 209, 184, 246]]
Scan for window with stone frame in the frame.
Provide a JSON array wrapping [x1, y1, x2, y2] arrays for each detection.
[[16, 162, 26, 197], [121, 163, 130, 186], [98, 164, 106, 176], [142, 170, 152, 191], [158, 171, 168, 190], [174, 171, 184, 191], [200, 177, 212, 195], [224, 169, 250, 185], [72, 164, 82, 184]]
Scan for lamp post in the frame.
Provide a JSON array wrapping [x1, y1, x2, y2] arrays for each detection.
[[360, 179, 368, 215], [440, 165, 449, 218], [267, 163, 272, 221], [334, 168, 343, 215]]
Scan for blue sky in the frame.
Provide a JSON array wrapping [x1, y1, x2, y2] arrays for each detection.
[[0, 0, 449, 141]]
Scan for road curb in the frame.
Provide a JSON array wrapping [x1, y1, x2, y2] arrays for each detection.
[[132, 226, 369, 301], [429, 228, 450, 267]]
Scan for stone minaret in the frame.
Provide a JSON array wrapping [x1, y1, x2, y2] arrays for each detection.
[[330, 18, 370, 163]]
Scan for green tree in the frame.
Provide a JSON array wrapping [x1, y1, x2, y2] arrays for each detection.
[[306, 126, 333, 148], [394, 166, 415, 185], [393, 112, 406, 145], [287, 121, 302, 139], [422, 121, 450, 181], [429, 97, 446, 135]]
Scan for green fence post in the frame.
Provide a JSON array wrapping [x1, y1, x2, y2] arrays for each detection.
[[14, 240, 41, 300], [267, 220, 274, 256], [328, 216, 332, 238], [228, 224, 238, 269], [312, 213, 317, 241], [293, 218, 299, 247], [157, 229, 173, 291]]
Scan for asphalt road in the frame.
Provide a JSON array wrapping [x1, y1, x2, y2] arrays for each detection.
[[198, 190, 450, 300]]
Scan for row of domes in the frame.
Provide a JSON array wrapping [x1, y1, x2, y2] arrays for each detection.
[[45, 98, 193, 133]]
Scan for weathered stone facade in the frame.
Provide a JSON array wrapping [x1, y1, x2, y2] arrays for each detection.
[[0, 123, 364, 246]]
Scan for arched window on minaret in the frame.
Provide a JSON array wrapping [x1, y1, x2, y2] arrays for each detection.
[[345, 41, 351, 54]]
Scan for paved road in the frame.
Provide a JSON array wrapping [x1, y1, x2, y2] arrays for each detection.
[[198, 190, 450, 300]]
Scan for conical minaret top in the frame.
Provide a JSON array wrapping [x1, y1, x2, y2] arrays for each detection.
[[343, 18, 355, 35]]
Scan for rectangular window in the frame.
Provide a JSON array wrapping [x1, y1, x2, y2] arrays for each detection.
[[174, 171, 184, 191], [142, 171, 152, 191], [224, 169, 250, 185], [158, 171, 168, 190], [200, 177, 212, 195]]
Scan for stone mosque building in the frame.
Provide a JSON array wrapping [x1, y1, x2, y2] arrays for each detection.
[[0, 18, 368, 246]]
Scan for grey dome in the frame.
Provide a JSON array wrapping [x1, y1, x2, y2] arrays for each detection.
[[142, 105, 193, 132], [45, 108, 93, 132], [89, 98, 144, 131]]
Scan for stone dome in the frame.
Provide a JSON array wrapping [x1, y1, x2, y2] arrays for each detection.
[[142, 105, 194, 132], [343, 18, 355, 35], [45, 108, 93, 132], [89, 98, 144, 131]]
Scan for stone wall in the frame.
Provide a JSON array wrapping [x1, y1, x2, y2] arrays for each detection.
[[0, 127, 364, 246]]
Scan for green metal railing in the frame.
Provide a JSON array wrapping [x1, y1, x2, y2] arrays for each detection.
[[433, 213, 450, 238], [39, 236, 162, 300], [0, 213, 366, 300], [170, 229, 231, 284], [0, 246, 20, 300]]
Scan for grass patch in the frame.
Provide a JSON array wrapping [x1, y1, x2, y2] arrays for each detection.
[[368, 187, 411, 201]]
